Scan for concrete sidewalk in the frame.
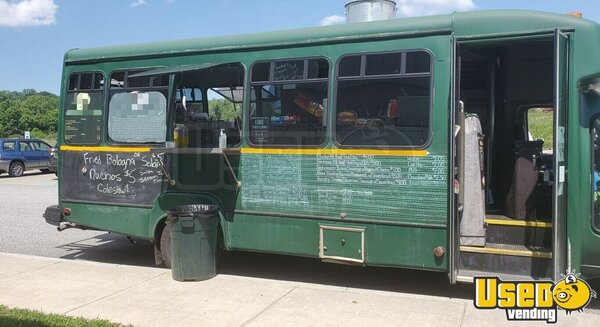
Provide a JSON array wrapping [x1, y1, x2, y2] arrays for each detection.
[[0, 252, 598, 327]]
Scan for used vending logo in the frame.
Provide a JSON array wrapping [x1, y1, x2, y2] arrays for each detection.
[[474, 273, 596, 323]]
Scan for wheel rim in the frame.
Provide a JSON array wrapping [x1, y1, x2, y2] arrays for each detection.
[[11, 164, 23, 176]]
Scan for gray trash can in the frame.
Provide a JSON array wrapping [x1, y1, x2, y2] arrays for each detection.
[[167, 204, 218, 281]]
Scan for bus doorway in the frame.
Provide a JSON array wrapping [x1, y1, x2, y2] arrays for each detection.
[[453, 34, 567, 282]]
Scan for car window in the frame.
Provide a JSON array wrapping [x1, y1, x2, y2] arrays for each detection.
[[39, 142, 51, 150], [31, 141, 51, 151], [19, 142, 31, 152], [2, 141, 15, 151]]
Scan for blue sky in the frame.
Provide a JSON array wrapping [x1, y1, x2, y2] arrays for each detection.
[[1, 0, 599, 95]]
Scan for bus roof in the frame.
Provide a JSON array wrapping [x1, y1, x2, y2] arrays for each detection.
[[64, 10, 597, 64]]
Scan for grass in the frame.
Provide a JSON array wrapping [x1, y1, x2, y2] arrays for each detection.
[[0, 305, 131, 327], [527, 108, 553, 150]]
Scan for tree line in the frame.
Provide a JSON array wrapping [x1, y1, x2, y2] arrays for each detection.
[[0, 89, 58, 141]]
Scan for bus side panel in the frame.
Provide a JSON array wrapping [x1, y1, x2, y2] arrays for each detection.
[[62, 202, 152, 239], [227, 214, 447, 271]]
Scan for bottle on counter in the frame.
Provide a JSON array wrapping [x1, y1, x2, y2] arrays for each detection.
[[387, 99, 398, 117], [219, 129, 227, 149], [174, 124, 189, 148]]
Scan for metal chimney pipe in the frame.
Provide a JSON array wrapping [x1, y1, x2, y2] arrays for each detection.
[[345, 0, 397, 23]]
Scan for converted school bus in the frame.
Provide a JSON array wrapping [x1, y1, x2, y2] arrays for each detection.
[[44, 10, 600, 283]]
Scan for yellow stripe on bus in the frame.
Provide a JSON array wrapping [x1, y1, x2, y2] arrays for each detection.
[[240, 148, 428, 156], [60, 146, 429, 157], [60, 146, 152, 153]]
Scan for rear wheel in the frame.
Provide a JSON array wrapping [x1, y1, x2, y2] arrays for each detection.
[[9, 162, 24, 177], [40, 169, 51, 174], [160, 222, 172, 268]]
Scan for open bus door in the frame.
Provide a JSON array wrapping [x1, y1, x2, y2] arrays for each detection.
[[448, 39, 460, 284], [450, 31, 569, 283], [553, 29, 569, 281]]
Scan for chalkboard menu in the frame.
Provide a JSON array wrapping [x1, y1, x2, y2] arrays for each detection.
[[240, 154, 448, 225], [273, 60, 304, 81], [62, 150, 168, 206], [65, 116, 102, 144], [64, 92, 103, 145]]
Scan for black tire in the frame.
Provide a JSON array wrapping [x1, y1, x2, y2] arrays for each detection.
[[40, 169, 51, 174], [9, 162, 24, 177], [160, 222, 172, 268]]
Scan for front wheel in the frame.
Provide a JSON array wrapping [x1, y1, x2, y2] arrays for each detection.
[[9, 162, 24, 177], [160, 222, 172, 268]]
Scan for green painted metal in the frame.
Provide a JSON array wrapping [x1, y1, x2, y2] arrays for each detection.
[[62, 202, 152, 238], [227, 214, 446, 270], [63, 10, 589, 64], [54, 10, 600, 278]]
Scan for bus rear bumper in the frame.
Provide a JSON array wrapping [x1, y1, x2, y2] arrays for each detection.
[[43, 205, 63, 226]]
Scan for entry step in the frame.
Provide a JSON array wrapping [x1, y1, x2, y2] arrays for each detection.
[[459, 243, 552, 277], [457, 269, 553, 283], [485, 215, 552, 228], [460, 243, 552, 258], [484, 215, 552, 248]]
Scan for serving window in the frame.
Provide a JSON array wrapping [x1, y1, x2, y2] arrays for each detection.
[[249, 58, 329, 147], [107, 70, 168, 144], [170, 63, 244, 148], [335, 51, 432, 148], [64, 72, 105, 145]]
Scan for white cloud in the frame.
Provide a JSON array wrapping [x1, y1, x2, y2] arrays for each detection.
[[397, 0, 475, 17], [0, 0, 57, 27], [130, 0, 146, 8], [320, 14, 345, 26]]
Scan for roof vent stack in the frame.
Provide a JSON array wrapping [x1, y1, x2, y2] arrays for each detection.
[[345, 0, 397, 23]]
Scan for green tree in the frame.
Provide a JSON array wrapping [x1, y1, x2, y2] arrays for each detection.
[[0, 103, 22, 137], [0, 89, 58, 140], [208, 98, 240, 121]]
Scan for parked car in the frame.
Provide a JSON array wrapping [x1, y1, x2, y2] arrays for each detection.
[[0, 138, 54, 177], [48, 144, 58, 175]]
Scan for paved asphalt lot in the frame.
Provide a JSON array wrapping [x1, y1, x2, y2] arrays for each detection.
[[0, 171, 599, 317], [0, 171, 156, 266]]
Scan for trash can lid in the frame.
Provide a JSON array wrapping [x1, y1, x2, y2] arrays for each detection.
[[167, 204, 217, 215]]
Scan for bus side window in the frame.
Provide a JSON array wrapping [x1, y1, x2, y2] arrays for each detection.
[[64, 72, 104, 145], [249, 58, 329, 147], [107, 69, 169, 144], [108, 91, 167, 143], [335, 51, 432, 148], [173, 63, 244, 148]]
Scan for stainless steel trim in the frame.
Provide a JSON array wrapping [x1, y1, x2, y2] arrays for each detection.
[[319, 225, 366, 264]]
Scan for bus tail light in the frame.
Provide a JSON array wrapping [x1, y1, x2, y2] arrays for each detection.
[[433, 246, 445, 257]]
